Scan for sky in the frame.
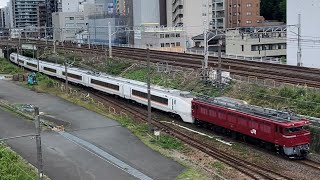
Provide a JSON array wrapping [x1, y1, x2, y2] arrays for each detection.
[[0, 0, 9, 8]]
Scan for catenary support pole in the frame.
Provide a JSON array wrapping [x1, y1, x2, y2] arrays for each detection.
[[34, 107, 43, 180], [108, 21, 112, 58], [297, 14, 302, 66], [65, 61, 68, 93], [218, 40, 222, 95], [147, 48, 152, 133]]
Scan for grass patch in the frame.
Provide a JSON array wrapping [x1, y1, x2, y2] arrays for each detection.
[[176, 167, 211, 180], [0, 143, 38, 180], [0, 58, 24, 74], [210, 161, 225, 173]]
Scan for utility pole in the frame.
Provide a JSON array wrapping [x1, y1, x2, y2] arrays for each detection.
[[147, 48, 152, 133], [45, 26, 48, 45], [34, 107, 43, 180], [108, 21, 112, 58], [217, 39, 222, 95], [87, 26, 91, 49], [65, 59, 68, 93], [202, 0, 210, 80], [53, 27, 56, 54], [36, 45, 39, 72], [297, 14, 302, 66]]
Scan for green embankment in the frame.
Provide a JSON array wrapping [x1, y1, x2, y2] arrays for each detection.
[[0, 144, 38, 180]]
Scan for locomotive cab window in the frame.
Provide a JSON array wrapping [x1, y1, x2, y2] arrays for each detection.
[[280, 127, 283, 134], [132, 90, 168, 105], [285, 126, 307, 134]]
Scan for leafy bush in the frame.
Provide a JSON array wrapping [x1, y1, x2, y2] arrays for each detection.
[[0, 59, 24, 74]]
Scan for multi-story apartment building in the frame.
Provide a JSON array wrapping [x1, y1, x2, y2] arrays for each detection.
[[226, 26, 286, 58], [0, 8, 5, 28], [226, 0, 264, 28], [167, 0, 212, 47], [212, 0, 225, 29], [12, 0, 45, 28], [46, 0, 59, 36]]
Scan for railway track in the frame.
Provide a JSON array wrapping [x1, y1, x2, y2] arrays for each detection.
[[2, 39, 320, 88], [300, 159, 320, 171], [92, 91, 293, 180]]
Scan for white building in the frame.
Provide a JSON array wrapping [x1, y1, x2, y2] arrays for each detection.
[[133, 0, 160, 27], [134, 26, 186, 52], [52, 12, 88, 42], [226, 26, 286, 58], [287, 0, 320, 68], [166, 0, 212, 48]]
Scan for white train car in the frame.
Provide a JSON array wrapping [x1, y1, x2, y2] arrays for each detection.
[[9, 53, 194, 123]]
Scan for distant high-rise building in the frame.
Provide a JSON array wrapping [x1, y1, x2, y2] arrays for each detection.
[[226, 0, 264, 28], [0, 8, 5, 28], [12, 0, 45, 28], [133, 0, 160, 27]]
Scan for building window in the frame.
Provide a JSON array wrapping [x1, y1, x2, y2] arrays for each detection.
[[165, 43, 170, 47], [176, 42, 181, 47], [69, 17, 74, 20], [170, 33, 175, 37], [160, 43, 165, 47], [257, 20, 262, 23], [171, 43, 175, 47], [160, 34, 164, 38], [246, 20, 252, 24], [233, 4, 237, 8], [246, 3, 252, 7], [176, 33, 180, 37], [75, 17, 84, 20], [241, 45, 244, 52], [237, 20, 241, 24], [246, 12, 252, 16], [165, 34, 170, 38]]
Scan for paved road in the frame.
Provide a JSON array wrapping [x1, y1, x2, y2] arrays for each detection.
[[0, 80, 184, 180]]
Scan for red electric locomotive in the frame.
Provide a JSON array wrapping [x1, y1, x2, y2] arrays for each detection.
[[192, 97, 310, 158]]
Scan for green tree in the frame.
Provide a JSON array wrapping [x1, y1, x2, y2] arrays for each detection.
[[261, 0, 286, 22]]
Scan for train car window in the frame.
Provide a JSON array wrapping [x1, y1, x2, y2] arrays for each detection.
[[62, 72, 82, 80], [18, 60, 24, 64], [132, 90, 168, 105], [91, 79, 119, 91], [43, 67, 57, 73], [280, 127, 283, 134], [275, 125, 278, 132], [26, 62, 37, 68]]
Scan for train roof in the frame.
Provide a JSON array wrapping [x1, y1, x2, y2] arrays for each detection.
[[194, 97, 306, 123]]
